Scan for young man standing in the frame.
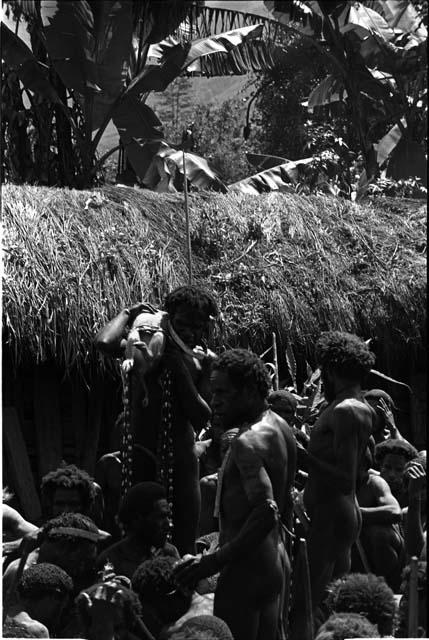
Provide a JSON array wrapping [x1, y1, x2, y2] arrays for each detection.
[[95, 285, 218, 555], [174, 348, 297, 640], [290, 331, 375, 637]]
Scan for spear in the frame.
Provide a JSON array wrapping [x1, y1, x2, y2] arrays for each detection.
[[408, 556, 419, 638], [272, 331, 279, 390], [182, 126, 194, 285]]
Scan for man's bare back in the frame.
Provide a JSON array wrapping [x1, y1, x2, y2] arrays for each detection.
[[304, 396, 373, 513]]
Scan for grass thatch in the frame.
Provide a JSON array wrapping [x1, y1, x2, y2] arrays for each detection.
[[2, 184, 426, 381]]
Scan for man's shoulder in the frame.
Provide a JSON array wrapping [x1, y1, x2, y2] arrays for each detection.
[[162, 542, 180, 559], [332, 397, 373, 429]]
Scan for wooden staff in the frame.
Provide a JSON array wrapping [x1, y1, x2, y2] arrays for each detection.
[[272, 331, 279, 391], [300, 537, 314, 640], [408, 555, 419, 638], [183, 149, 193, 284]]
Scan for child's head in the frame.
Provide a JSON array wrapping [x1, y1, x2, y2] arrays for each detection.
[[324, 572, 396, 636], [315, 612, 380, 639], [375, 439, 418, 497]]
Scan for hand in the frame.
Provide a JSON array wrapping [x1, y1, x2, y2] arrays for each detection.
[[127, 302, 157, 325], [173, 553, 219, 589], [194, 439, 212, 459], [377, 397, 396, 435], [405, 461, 426, 499]]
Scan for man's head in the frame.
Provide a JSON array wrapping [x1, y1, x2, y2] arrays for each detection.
[[375, 439, 418, 496], [316, 332, 375, 402], [314, 612, 380, 639], [165, 286, 218, 349], [40, 512, 100, 581], [211, 349, 271, 428], [268, 389, 298, 424], [118, 482, 171, 547], [17, 563, 73, 631], [364, 389, 395, 443], [325, 572, 396, 636], [398, 561, 427, 636], [132, 556, 191, 627], [168, 615, 234, 640], [41, 463, 96, 518]]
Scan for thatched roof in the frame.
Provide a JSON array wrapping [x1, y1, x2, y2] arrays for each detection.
[[2, 184, 426, 380]]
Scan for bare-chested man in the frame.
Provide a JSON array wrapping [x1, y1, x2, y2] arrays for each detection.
[[174, 349, 297, 640], [95, 285, 218, 555], [290, 331, 374, 638]]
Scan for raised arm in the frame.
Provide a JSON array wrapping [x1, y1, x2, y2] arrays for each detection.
[[94, 303, 150, 357], [359, 475, 402, 525]]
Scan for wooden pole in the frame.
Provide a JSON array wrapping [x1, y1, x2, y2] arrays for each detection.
[[272, 331, 279, 390], [300, 538, 314, 640], [183, 149, 193, 284], [408, 555, 419, 638]]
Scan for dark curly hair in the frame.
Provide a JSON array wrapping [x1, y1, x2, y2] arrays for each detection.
[[132, 556, 178, 600], [43, 512, 99, 549], [324, 573, 396, 636], [172, 615, 234, 640], [212, 348, 271, 399], [41, 463, 96, 514], [316, 332, 375, 382], [164, 285, 218, 318], [18, 563, 73, 600], [132, 556, 191, 624], [315, 612, 380, 639], [375, 439, 418, 466]]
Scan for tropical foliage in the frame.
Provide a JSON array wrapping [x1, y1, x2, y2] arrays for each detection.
[[229, 0, 427, 197], [1, 0, 426, 197], [1, 0, 276, 189]]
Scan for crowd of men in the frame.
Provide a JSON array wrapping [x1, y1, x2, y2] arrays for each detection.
[[2, 285, 427, 639]]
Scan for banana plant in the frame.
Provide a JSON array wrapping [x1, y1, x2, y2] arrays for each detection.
[[207, 1, 427, 191], [1, 1, 276, 189]]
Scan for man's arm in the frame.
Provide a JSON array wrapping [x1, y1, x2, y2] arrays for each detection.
[[214, 432, 278, 567], [359, 475, 402, 525], [166, 348, 212, 431], [94, 303, 151, 357], [174, 430, 279, 587]]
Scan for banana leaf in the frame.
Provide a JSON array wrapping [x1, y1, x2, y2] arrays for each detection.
[[307, 74, 347, 108], [230, 158, 314, 194], [1, 22, 61, 103], [246, 153, 290, 171], [40, 0, 99, 94], [375, 118, 406, 167], [126, 24, 264, 96]]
